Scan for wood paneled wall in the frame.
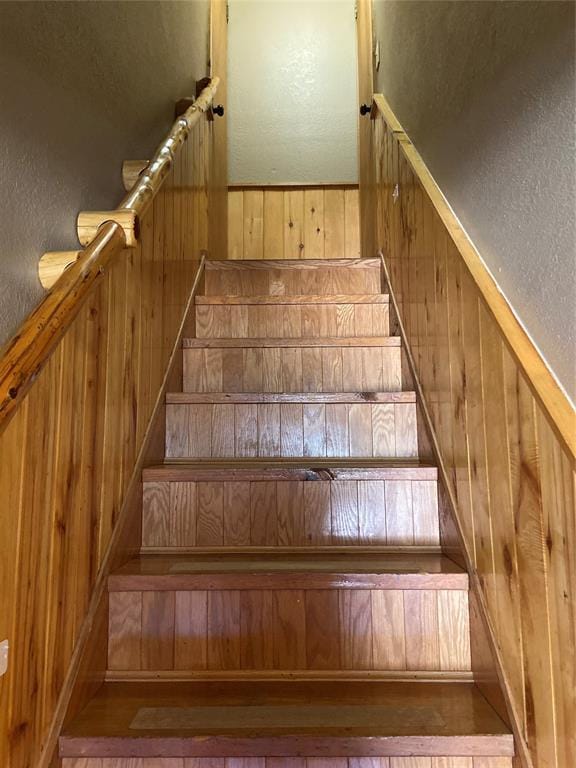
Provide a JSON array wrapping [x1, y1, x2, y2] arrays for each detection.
[[0, 112, 215, 768], [371, 101, 575, 767], [227, 186, 360, 260]]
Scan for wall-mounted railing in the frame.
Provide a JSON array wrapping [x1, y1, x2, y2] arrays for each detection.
[[0, 77, 219, 768], [0, 77, 219, 437], [370, 92, 575, 768]]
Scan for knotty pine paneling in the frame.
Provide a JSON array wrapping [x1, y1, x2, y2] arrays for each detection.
[[372, 106, 575, 767], [195, 301, 390, 338], [141, 479, 440, 548], [62, 758, 514, 768], [165, 401, 418, 459], [0, 114, 216, 768], [108, 587, 470, 673], [228, 186, 360, 260], [184, 345, 402, 393]]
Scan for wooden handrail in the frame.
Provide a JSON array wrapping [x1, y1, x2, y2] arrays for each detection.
[[372, 93, 576, 458], [0, 77, 220, 436], [75, 76, 220, 247], [120, 76, 219, 216], [0, 222, 125, 430]]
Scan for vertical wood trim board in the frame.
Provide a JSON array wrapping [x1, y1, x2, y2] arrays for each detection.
[[0, 112, 216, 768], [227, 186, 360, 260], [209, 0, 228, 259], [371, 102, 575, 768]]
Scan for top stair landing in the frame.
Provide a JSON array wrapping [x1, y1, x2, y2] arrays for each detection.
[[205, 258, 382, 296]]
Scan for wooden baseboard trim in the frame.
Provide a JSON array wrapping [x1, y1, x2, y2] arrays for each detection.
[[379, 252, 532, 768]]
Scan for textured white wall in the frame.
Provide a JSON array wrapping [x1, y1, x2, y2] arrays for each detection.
[[0, 0, 209, 347], [228, 0, 358, 184], [372, 0, 576, 402]]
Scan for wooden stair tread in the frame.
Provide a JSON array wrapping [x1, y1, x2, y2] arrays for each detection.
[[109, 553, 467, 590], [183, 336, 401, 348], [59, 681, 513, 757], [166, 391, 416, 404], [196, 293, 389, 305], [205, 258, 381, 270], [143, 458, 438, 482]]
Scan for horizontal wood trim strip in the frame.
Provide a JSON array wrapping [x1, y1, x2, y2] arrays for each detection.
[[59, 735, 515, 758], [196, 294, 389, 305], [183, 336, 401, 348], [228, 183, 360, 190], [140, 545, 445, 555], [206, 258, 381, 270], [106, 669, 474, 682], [109, 573, 467, 591], [373, 92, 575, 457], [166, 392, 416, 404], [142, 459, 438, 482]]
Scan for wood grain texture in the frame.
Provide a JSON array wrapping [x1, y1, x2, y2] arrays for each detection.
[[108, 587, 470, 673], [372, 96, 575, 768], [110, 552, 467, 591], [141, 478, 439, 549], [226, 187, 360, 260], [195, 301, 390, 338], [166, 401, 417, 459], [204, 258, 380, 296], [184, 344, 402, 393], [0, 109, 214, 768]]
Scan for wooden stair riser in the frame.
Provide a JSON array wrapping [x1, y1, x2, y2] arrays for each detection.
[[183, 345, 402, 393], [165, 402, 418, 459], [205, 259, 382, 296], [142, 478, 440, 548], [63, 758, 513, 767], [195, 303, 390, 338], [108, 587, 471, 673]]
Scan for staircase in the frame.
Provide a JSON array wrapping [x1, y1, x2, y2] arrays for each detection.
[[60, 259, 513, 765]]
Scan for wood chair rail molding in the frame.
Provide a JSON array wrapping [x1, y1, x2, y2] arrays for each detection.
[[0, 77, 219, 437], [371, 94, 575, 768], [372, 92, 575, 459]]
